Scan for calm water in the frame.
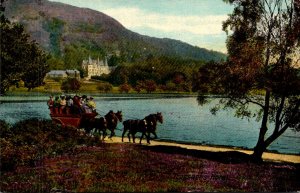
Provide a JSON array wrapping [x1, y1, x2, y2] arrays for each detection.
[[0, 96, 299, 154]]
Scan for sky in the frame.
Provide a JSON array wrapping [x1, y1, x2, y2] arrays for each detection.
[[49, 0, 234, 53]]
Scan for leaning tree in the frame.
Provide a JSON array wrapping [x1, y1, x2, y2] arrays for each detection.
[[194, 0, 300, 162]]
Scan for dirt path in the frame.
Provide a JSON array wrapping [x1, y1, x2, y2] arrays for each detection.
[[104, 136, 300, 164]]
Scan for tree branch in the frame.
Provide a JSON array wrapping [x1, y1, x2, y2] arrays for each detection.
[[227, 95, 265, 109], [274, 96, 285, 133]]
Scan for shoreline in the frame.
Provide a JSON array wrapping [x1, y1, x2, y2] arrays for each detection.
[[0, 93, 198, 102], [105, 136, 300, 164]]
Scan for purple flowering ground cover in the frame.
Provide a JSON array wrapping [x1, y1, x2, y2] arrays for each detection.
[[1, 143, 300, 192], [0, 119, 299, 192]]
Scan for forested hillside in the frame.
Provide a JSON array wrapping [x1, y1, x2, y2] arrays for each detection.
[[4, 0, 226, 71]]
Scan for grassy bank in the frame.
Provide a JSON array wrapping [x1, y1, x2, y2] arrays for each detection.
[[6, 79, 196, 96], [0, 119, 299, 192], [0, 92, 198, 102]]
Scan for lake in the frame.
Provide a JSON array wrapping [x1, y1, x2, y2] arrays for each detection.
[[0, 96, 299, 154]]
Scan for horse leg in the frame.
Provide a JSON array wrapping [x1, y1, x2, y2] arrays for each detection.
[[122, 129, 126, 142], [127, 132, 131, 142], [146, 132, 151, 144], [140, 132, 145, 144], [132, 133, 136, 143], [103, 129, 107, 140], [111, 128, 115, 137], [108, 128, 112, 138], [152, 131, 158, 139]]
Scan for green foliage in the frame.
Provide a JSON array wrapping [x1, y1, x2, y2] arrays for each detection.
[[61, 78, 81, 92], [22, 45, 50, 91], [63, 44, 88, 69], [134, 81, 144, 93], [108, 54, 121, 66], [46, 42, 106, 73], [0, 7, 49, 94], [73, 22, 103, 33], [109, 56, 201, 88], [46, 55, 65, 70], [96, 82, 113, 93], [192, 61, 225, 94], [43, 17, 65, 56], [91, 74, 110, 82]]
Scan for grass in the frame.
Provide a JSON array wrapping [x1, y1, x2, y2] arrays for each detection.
[[5, 79, 196, 96]]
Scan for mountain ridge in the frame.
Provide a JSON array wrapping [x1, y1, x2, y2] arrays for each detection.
[[4, 0, 227, 62]]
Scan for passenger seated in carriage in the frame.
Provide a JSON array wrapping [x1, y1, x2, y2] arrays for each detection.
[[47, 96, 54, 114], [49, 94, 97, 115], [82, 100, 92, 113], [81, 96, 96, 113], [65, 95, 73, 114], [60, 95, 66, 114], [87, 97, 96, 112], [72, 95, 82, 114], [53, 96, 61, 114]]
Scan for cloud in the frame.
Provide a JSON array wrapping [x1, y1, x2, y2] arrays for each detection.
[[102, 7, 228, 36]]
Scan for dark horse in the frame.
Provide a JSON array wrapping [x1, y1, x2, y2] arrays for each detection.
[[104, 110, 123, 138], [81, 116, 107, 140], [121, 119, 148, 143], [122, 112, 163, 144], [144, 112, 163, 139]]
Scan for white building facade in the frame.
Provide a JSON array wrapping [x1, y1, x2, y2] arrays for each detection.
[[81, 56, 113, 79]]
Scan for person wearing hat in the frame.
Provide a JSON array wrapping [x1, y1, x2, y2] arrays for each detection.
[[72, 95, 82, 114], [47, 96, 54, 114], [66, 95, 73, 114], [53, 96, 61, 114], [59, 95, 67, 114], [87, 96, 96, 112]]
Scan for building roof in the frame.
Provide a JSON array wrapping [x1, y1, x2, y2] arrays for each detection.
[[66, 69, 80, 74], [47, 69, 80, 76], [47, 70, 67, 75]]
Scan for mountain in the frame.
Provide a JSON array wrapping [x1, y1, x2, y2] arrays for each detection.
[[4, 0, 227, 63]]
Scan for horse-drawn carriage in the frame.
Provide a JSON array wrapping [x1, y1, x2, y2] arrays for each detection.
[[48, 95, 163, 143], [49, 106, 123, 139], [50, 112, 98, 128]]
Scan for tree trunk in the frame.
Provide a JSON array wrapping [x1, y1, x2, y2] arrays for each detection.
[[252, 142, 267, 162], [252, 90, 270, 162]]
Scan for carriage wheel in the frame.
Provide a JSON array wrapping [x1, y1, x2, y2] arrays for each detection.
[[52, 118, 65, 128]]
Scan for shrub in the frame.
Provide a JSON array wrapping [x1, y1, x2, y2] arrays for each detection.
[[0, 119, 98, 172], [119, 83, 131, 93], [165, 81, 177, 91], [0, 120, 12, 138], [144, 80, 157, 93], [61, 78, 81, 92], [97, 82, 113, 93]]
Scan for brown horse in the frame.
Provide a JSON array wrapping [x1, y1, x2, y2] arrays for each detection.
[[104, 110, 123, 138], [81, 116, 107, 140], [93, 117, 107, 140], [122, 112, 163, 144], [122, 119, 149, 143], [144, 112, 163, 139]]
